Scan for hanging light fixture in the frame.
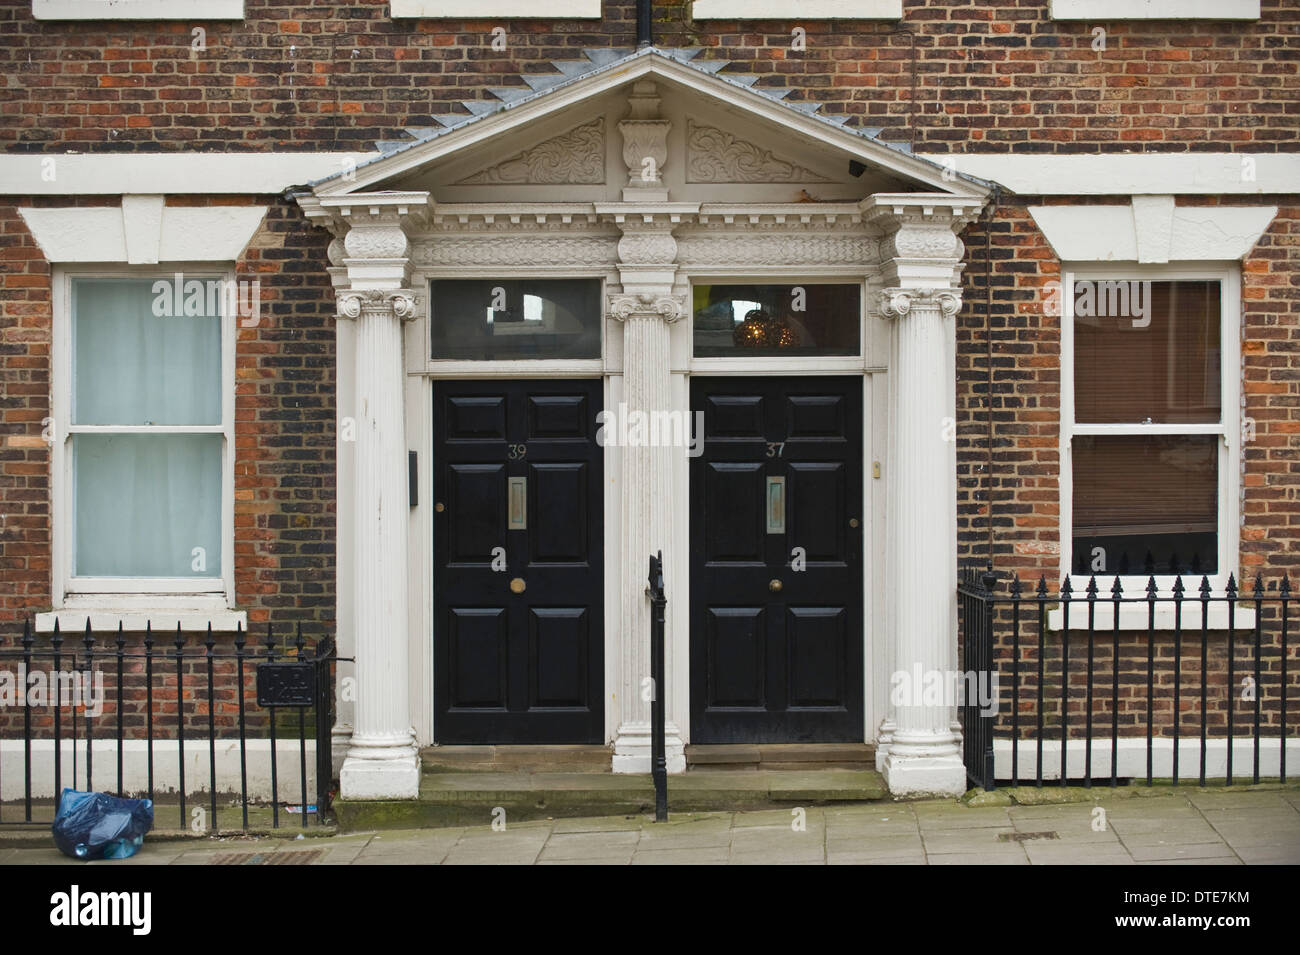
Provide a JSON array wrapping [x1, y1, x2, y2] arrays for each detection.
[[733, 307, 797, 349]]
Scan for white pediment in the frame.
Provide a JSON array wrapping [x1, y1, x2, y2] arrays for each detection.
[[310, 48, 987, 204]]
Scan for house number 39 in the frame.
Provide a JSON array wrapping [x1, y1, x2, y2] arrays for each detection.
[[508, 444, 527, 459]]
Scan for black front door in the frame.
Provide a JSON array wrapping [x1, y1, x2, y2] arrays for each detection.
[[690, 376, 864, 743], [433, 379, 604, 744]]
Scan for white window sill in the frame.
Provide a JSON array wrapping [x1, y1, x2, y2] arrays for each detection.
[[1049, 0, 1259, 19], [33, 0, 243, 18], [691, 0, 902, 17], [1047, 602, 1256, 632], [390, 0, 600, 16], [37, 600, 247, 634]]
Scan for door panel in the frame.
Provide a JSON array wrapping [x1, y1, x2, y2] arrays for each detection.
[[434, 379, 604, 744], [690, 376, 864, 744]]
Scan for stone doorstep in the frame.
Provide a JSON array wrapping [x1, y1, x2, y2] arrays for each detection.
[[420, 745, 613, 774], [686, 744, 876, 771], [333, 768, 888, 831]]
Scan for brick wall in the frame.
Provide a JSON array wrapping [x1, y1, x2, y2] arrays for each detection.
[[0, 2, 1295, 744], [0, 1, 1295, 154], [0, 195, 337, 631]]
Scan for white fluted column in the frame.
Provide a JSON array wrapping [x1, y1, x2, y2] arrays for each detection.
[[608, 292, 687, 774], [336, 287, 421, 799], [879, 286, 965, 795]]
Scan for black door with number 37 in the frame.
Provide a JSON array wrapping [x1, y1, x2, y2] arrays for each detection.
[[690, 376, 864, 744], [433, 379, 604, 744]]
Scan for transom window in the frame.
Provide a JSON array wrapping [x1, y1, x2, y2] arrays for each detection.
[[691, 283, 861, 358], [429, 279, 602, 361]]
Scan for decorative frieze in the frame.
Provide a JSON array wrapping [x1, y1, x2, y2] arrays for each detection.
[[413, 235, 617, 268], [686, 119, 830, 184], [455, 118, 606, 185], [676, 232, 874, 267]]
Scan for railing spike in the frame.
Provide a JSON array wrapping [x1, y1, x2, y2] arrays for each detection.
[[1281, 575, 1292, 598], [1226, 573, 1238, 599], [1061, 576, 1073, 598], [1199, 575, 1212, 599], [1146, 575, 1158, 599], [1010, 575, 1023, 598], [1086, 575, 1098, 600], [1036, 575, 1048, 599], [1111, 575, 1123, 598], [1253, 573, 1264, 598], [1172, 575, 1185, 598]]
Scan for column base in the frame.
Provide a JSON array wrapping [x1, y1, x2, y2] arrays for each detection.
[[874, 718, 896, 773], [340, 753, 420, 800], [611, 721, 686, 775], [881, 750, 968, 798], [330, 722, 353, 778]]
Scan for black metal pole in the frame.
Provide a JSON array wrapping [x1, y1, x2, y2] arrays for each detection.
[[636, 0, 652, 48], [648, 551, 667, 821]]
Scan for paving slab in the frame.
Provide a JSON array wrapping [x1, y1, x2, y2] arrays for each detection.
[[1185, 790, 1298, 811], [540, 830, 641, 859], [927, 852, 1029, 865], [631, 847, 729, 865], [728, 847, 826, 864], [1126, 842, 1237, 862], [1023, 844, 1135, 865]]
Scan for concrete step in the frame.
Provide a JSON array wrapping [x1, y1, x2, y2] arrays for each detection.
[[420, 745, 612, 774], [334, 768, 888, 830], [686, 743, 877, 771]]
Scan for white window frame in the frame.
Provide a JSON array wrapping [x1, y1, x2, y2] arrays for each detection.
[[51, 265, 236, 607], [1048, 0, 1259, 19], [1057, 263, 1243, 627], [33, 0, 244, 19]]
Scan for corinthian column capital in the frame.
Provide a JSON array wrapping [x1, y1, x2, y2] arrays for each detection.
[[877, 287, 963, 321]]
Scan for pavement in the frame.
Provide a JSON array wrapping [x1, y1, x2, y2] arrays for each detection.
[[3, 787, 1298, 865]]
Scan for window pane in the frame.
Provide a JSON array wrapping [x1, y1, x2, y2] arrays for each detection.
[[72, 277, 221, 426], [1073, 280, 1220, 424], [693, 284, 860, 357], [1071, 434, 1218, 576], [430, 279, 601, 360], [74, 433, 222, 579]]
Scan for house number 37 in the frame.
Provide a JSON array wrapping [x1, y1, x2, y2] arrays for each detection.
[[508, 444, 527, 459]]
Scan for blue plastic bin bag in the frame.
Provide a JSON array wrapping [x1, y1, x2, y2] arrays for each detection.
[[51, 789, 154, 861]]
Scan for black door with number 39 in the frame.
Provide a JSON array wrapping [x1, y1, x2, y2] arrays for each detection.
[[690, 376, 864, 744], [433, 379, 604, 744]]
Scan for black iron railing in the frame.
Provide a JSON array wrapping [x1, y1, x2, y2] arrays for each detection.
[[959, 569, 1295, 790], [0, 619, 336, 831], [648, 551, 668, 822]]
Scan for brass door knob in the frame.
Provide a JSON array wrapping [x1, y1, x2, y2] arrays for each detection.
[[769, 579, 783, 593], [434, 502, 445, 513], [849, 517, 859, 528], [509, 577, 526, 594]]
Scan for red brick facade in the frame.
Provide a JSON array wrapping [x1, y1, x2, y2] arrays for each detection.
[[0, 3, 1295, 753]]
